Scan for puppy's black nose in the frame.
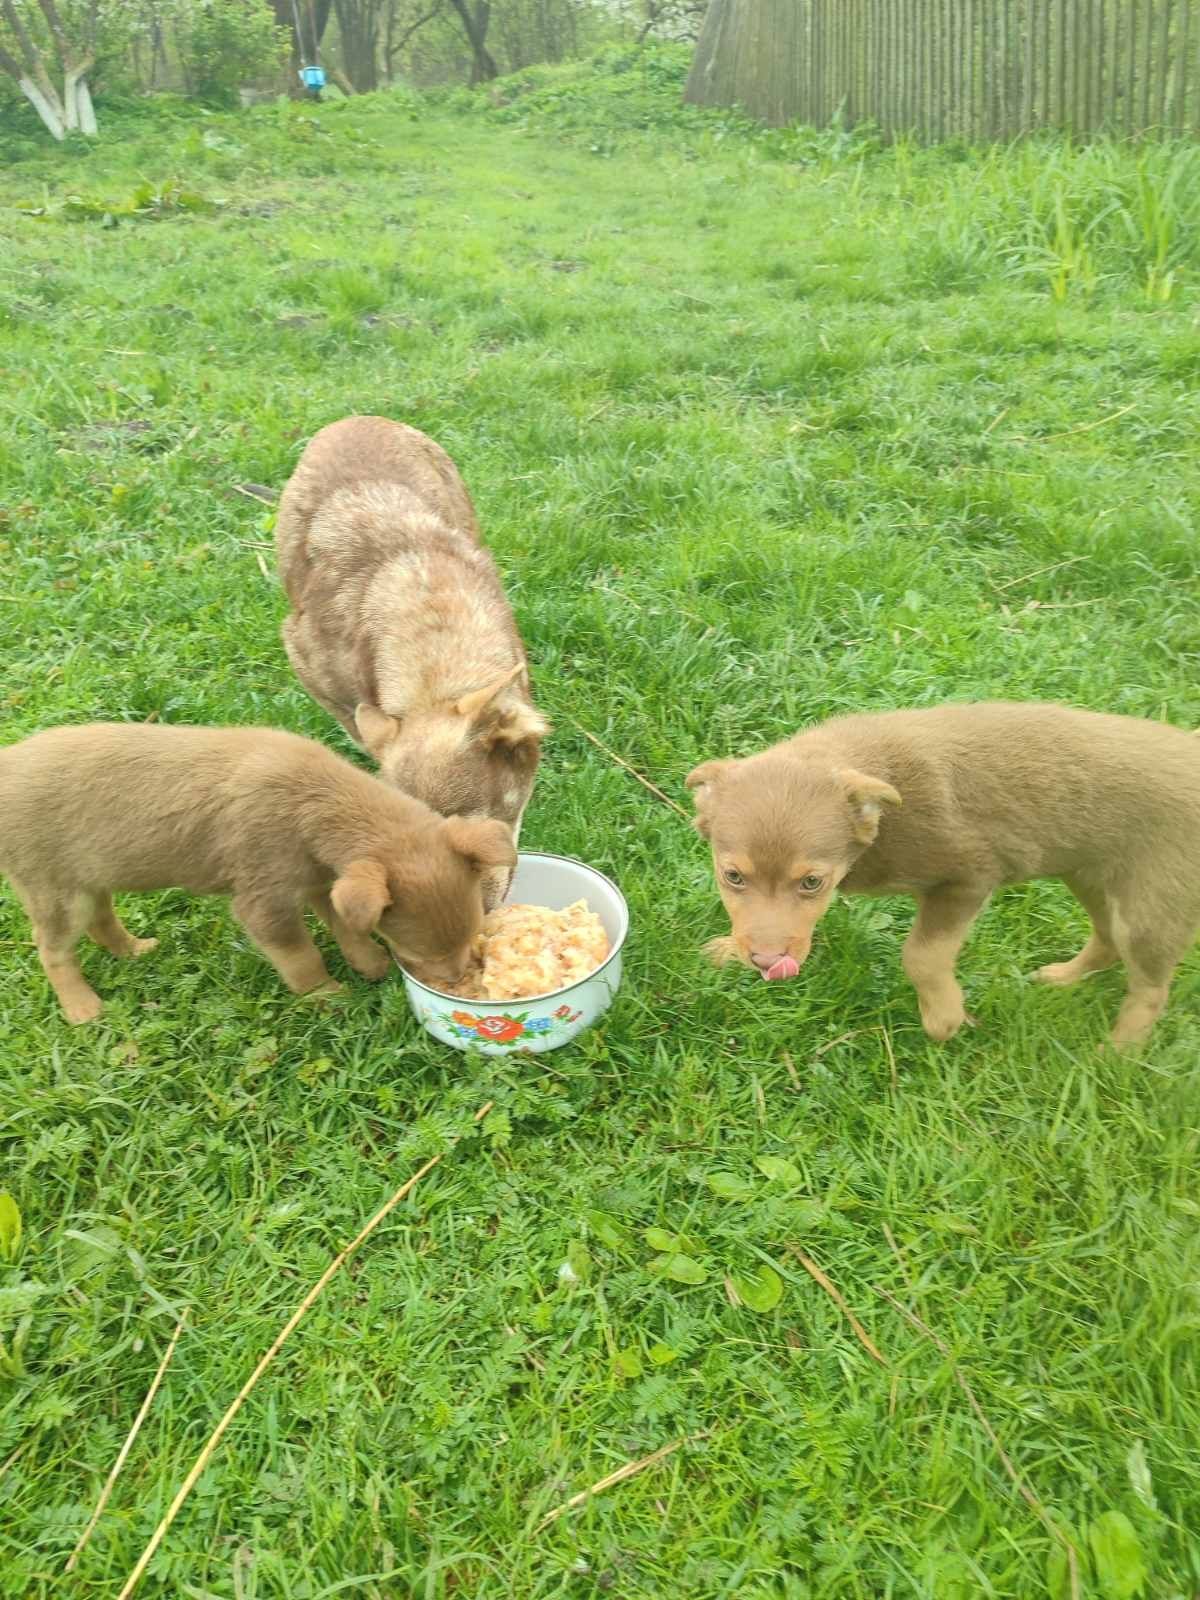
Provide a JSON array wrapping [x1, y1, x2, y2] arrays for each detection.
[[750, 950, 786, 971]]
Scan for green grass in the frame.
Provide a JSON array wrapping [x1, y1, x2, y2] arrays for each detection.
[[2, 53, 1200, 1599]]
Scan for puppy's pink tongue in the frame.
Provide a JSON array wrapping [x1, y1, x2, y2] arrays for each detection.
[[764, 956, 801, 982]]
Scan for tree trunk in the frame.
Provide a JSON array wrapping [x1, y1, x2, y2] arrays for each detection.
[[16, 70, 66, 137], [684, 0, 804, 126], [0, 2, 72, 138], [35, 0, 97, 130], [333, 0, 381, 91], [446, 0, 497, 83], [66, 61, 96, 134]]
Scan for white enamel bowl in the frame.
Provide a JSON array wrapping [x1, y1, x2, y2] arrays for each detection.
[[397, 852, 629, 1055]]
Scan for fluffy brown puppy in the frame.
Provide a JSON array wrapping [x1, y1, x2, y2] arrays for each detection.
[[0, 722, 515, 1024], [274, 415, 546, 905], [687, 702, 1200, 1049]]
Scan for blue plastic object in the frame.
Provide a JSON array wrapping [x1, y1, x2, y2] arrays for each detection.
[[299, 64, 326, 90]]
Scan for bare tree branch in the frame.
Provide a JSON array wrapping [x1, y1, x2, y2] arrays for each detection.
[[35, 0, 82, 71], [386, 0, 444, 70], [1, 0, 42, 73]]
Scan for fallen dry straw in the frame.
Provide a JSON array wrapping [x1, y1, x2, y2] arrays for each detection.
[[66, 1308, 190, 1573], [535, 1431, 707, 1532], [568, 719, 690, 821], [787, 1246, 887, 1367], [115, 1104, 493, 1600]]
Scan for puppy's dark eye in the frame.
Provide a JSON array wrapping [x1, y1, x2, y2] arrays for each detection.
[[722, 867, 746, 889], [797, 873, 824, 894]]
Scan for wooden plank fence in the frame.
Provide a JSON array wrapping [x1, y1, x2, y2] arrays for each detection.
[[685, 0, 1200, 138]]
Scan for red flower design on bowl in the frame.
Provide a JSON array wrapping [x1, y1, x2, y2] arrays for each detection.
[[472, 1015, 525, 1043]]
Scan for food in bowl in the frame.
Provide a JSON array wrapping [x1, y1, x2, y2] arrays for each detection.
[[443, 899, 609, 1000], [398, 851, 628, 1055]]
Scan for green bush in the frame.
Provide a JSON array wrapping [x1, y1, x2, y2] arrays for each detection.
[[176, 0, 289, 107]]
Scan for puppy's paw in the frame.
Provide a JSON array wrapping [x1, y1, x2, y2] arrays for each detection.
[[128, 936, 159, 959], [704, 935, 741, 968], [62, 990, 103, 1025], [919, 1000, 968, 1042], [1108, 1019, 1154, 1052], [350, 945, 392, 981], [310, 979, 346, 999], [1033, 958, 1082, 987]]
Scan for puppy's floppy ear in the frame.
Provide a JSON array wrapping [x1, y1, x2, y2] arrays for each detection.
[[443, 816, 517, 875], [482, 698, 550, 752], [330, 859, 392, 932], [456, 667, 549, 752], [685, 758, 732, 837], [354, 702, 402, 759], [455, 663, 524, 722], [836, 768, 901, 844]]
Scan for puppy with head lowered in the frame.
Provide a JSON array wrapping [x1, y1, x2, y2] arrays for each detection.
[[688, 702, 1200, 1049], [275, 415, 546, 906], [0, 723, 514, 1025]]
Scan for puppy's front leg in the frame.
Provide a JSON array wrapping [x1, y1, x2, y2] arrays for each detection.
[[311, 889, 391, 980], [25, 889, 104, 1025], [901, 883, 989, 1041], [232, 893, 341, 996]]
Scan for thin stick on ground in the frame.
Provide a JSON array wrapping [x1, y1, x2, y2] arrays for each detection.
[[1003, 403, 1137, 447], [568, 719, 690, 821], [535, 1431, 708, 1532], [992, 553, 1090, 592], [115, 1104, 493, 1600], [1036, 401, 1137, 443], [875, 1287, 1080, 1600], [65, 1308, 190, 1574], [787, 1247, 887, 1367]]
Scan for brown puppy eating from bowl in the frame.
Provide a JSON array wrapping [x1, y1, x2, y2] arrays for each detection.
[[687, 702, 1200, 1049], [274, 415, 546, 906], [0, 722, 515, 1024]]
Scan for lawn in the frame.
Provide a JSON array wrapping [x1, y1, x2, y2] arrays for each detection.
[[1, 52, 1199, 1599]]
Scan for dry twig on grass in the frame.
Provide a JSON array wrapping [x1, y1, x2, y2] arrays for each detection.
[[231, 482, 276, 505], [535, 1431, 708, 1532], [115, 1105, 493, 1600], [66, 1309, 190, 1574], [991, 554, 1090, 592], [786, 1247, 887, 1367], [568, 719, 691, 821]]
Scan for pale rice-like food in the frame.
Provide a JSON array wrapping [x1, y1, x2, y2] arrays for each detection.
[[446, 901, 609, 1000]]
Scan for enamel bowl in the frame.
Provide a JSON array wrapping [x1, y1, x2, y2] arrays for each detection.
[[398, 851, 629, 1054]]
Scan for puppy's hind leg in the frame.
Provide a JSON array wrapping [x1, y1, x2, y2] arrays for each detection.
[[87, 893, 158, 959], [1034, 877, 1120, 987], [311, 889, 390, 980], [902, 882, 990, 1042], [1106, 907, 1188, 1050], [20, 885, 104, 1025], [232, 893, 342, 997]]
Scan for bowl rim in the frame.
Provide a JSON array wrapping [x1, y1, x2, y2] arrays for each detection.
[[396, 850, 630, 1007]]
